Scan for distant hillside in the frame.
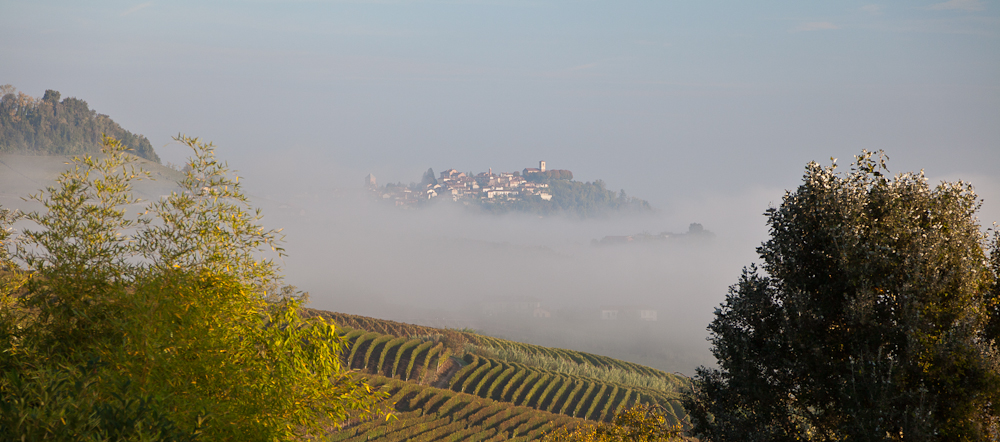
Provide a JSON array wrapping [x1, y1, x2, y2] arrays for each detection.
[[0, 85, 160, 162]]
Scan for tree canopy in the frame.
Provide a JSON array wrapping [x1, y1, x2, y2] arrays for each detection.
[[524, 169, 573, 181], [0, 85, 160, 162], [684, 151, 1000, 441], [0, 136, 381, 441]]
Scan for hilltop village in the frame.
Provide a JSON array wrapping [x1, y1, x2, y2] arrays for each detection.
[[367, 161, 570, 207]]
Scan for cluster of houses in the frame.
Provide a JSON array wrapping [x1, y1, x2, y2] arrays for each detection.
[[367, 161, 558, 207], [481, 296, 658, 323]]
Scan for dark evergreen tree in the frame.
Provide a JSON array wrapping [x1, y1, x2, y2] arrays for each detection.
[[420, 168, 437, 187]]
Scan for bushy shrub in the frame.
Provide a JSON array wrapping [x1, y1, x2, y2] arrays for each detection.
[[0, 136, 382, 441]]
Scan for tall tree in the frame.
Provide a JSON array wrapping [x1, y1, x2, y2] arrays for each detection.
[[684, 151, 1000, 441], [421, 167, 437, 187]]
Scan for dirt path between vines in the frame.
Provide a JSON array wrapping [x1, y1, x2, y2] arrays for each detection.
[[430, 357, 463, 388]]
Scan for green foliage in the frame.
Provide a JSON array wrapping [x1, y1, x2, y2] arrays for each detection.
[[0, 364, 202, 442], [684, 151, 1000, 441], [0, 85, 159, 162], [421, 168, 437, 187], [0, 136, 382, 441]]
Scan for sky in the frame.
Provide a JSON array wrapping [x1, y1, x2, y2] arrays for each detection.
[[2, 0, 999, 371], [2, 1, 997, 195]]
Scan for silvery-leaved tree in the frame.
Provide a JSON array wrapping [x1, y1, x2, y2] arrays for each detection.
[[0, 136, 383, 442], [683, 151, 1000, 442]]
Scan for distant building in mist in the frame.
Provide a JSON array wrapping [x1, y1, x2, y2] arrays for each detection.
[[365, 173, 376, 188], [523, 160, 545, 174], [600, 306, 657, 322], [483, 296, 550, 319]]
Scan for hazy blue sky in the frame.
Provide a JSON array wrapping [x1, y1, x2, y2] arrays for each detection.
[[3, 0, 997, 205]]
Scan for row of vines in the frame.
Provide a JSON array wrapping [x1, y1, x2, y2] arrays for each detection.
[[338, 330, 685, 425], [329, 377, 584, 442], [309, 309, 681, 383], [446, 355, 686, 425], [340, 330, 449, 382]]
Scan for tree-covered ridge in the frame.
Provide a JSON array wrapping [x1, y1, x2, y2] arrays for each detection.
[[0, 85, 160, 163]]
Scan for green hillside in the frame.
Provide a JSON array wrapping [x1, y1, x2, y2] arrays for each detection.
[[310, 309, 691, 440], [0, 85, 160, 162]]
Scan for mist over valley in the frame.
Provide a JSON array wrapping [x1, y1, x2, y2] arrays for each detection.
[[2, 2, 998, 437]]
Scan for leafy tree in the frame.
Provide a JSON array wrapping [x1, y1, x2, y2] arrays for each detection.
[[0, 135, 382, 441], [684, 151, 1000, 441], [524, 169, 574, 181]]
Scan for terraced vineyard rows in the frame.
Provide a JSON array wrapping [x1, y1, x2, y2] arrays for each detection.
[[308, 308, 691, 438], [308, 309, 684, 385], [328, 376, 585, 442], [338, 328, 686, 425], [469, 335, 677, 384], [342, 331, 448, 382], [445, 354, 684, 424]]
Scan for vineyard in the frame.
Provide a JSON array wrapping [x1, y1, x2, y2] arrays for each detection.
[[444, 354, 686, 423], [315, 308, 692, 439], [329, 376, 586, 442], [341, 330, 451, 383], [308, 309, 687, 385]]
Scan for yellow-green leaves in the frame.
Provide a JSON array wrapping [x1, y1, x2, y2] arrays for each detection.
[[0, 135, 382, 441]]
